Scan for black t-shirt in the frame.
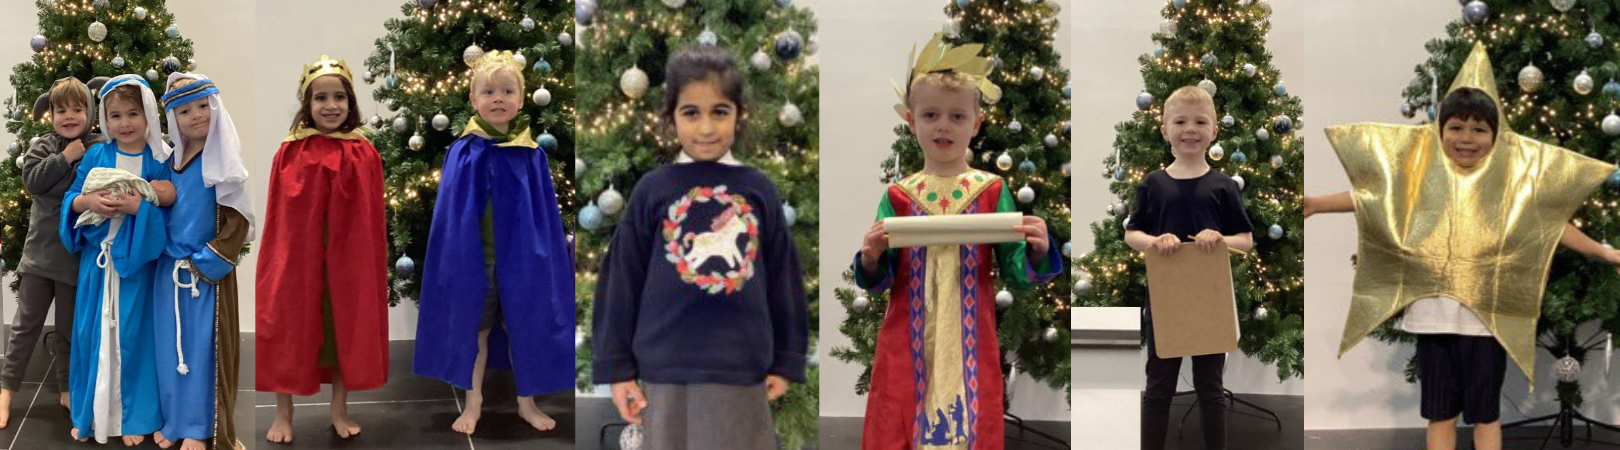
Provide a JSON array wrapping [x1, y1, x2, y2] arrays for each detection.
[[1125, 169, 1254, 240]]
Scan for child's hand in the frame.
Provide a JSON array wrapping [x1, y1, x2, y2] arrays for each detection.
[[610, 381, 648, 424], [1193, 229, 1225, 253], [108, 189, 142, 215], [765, 375, 790, 401], [1015, 216, 1050, 259], [1303, 195, 1319, 219], [85, 190, 118, 218], [1151, 233, 1180, 256], [61, 139, 87, 162], [859, 221, 889, 272], [1602, 248, 1620, 275]]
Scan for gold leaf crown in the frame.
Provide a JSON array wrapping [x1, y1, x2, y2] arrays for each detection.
[[892, 32, 1002, 119], [472, 50, 523, 73], [299, 55, 353, 100]]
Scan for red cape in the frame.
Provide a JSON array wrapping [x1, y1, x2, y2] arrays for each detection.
[[255, 132, 389, 395]]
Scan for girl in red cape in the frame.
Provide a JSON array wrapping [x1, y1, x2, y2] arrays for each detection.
[[255, 56, 388, 444]]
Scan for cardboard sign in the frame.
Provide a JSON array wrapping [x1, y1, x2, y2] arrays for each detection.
[[1144, 242, 1240, 358]]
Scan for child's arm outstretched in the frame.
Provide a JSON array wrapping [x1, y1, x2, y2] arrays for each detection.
[[1558, 223, 1620, 273], [1304, 191, 1354, 219]]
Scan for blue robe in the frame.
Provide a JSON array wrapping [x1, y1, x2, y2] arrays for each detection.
[[412, 133, 574, 397], [60, 142, 168, 442], [152, 154, 231, 441]]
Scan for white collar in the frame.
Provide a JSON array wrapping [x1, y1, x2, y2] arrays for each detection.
[[675, 151, 741, 166]]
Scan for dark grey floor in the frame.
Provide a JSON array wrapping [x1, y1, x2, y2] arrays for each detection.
[[817, 415, 1068, 450], [1308, 424, 1620, 450], [253, 339, 573, 449], [578, 396, 824, 450], [0, 326, 253, 450], [1152, 393, 1303, 450]]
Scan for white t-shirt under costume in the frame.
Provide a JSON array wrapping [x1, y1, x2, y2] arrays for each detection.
[[1399, 296, 1492, 336]]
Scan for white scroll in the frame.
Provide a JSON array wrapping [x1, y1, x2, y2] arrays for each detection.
[[883, 212, 1024, 248]]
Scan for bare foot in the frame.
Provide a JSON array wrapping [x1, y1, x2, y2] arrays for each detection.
[[332, 413, 361, 439], [266, 405, 294, 444], [123, 434, 146, 446], [154, 430, 173, 448], [58, 391, 69, 410], [180, 438, 206, 450], [70, 427, 87, 442], [517, 398, 556, 432], [453, 389, 485, 435], [0, 388, 12, 429]]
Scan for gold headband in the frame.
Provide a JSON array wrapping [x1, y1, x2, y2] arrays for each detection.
[[299, 55, 353, 100], [892, 32, 1002, 119]]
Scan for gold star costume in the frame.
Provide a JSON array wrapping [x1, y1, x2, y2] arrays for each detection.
[[1328, 42, 1615, 382]]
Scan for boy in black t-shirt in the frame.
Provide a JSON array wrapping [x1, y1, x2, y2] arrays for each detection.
[[1125, 86, 1254, 450]]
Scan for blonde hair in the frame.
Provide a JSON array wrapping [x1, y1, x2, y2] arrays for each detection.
[[1163, 86, 1215, 117], [905, 71, 982, 109], [168, 77, 199, 91], [470, 51, 525, 94], [48, 77, 89, 110]]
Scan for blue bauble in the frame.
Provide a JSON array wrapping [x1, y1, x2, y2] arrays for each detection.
[[1063, 123, 1071, 138], [956, 0, 969, 7], [1019, 160, 1036, 173], [581, 203, 605, 231], [1268, 224, 1284, 240], [1153, 47, 1165, 58], [394, 255, 416, 276], [1221, 115, 1235, 127], [1463, 1, 1488, 24], [1063, 85, 1071, 99], [775, 30, 804, 60], [576, 0, 597, 26], [783, 203, 798, 226], [1114, 168, 1125, 181], [29, 35, 46, 53], [1604, 81, 1620, 99], [1136, 91, 1154, 111], [538, 132, 559, 152], [1587, 31, 1605, 49], [533, 59, 552, 75], [166, 25, 179, 39], [385, 75, 399, 90], [776, 0, 792, 6], [1273, 81, 1287, 97], [1426, 105, 1437, 121], [1231, 150, 1248, 164], [1608, 169, 1620, 191], [1173, 0, 1186, 7], [699, 29, 718, 46], [418, 0, 438, 7], [1272, 115, 1294, 134]]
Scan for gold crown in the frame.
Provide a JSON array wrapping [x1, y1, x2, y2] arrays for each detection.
[[472, 50, 523, 73], [892, 32, 1002, 119], [299, 55, 353, 100]]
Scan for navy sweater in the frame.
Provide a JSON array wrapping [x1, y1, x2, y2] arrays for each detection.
[[591, 161, 808, 385]]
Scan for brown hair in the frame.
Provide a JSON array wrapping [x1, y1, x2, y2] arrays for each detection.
[[48, 77, 89, 110], [103, 84, 144, 113], [290, 74, 361, 133]]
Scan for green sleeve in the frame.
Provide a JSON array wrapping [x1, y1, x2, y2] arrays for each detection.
[[994, 184, 1053, 289], [853, 192, 899, 289]]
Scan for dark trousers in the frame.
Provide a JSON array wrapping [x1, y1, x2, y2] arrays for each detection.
[[1142, 314, 1226, 450], [1, 273, 74, 392]]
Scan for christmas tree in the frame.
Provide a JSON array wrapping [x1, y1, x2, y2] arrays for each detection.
[[360, 0, 576, 305], [0, 0, 195, 281], [572, 0, 820, 448], [1075, 0, 1305, 380], [828, 0, 1074, 398], [1366, 0, 1620, 408]]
